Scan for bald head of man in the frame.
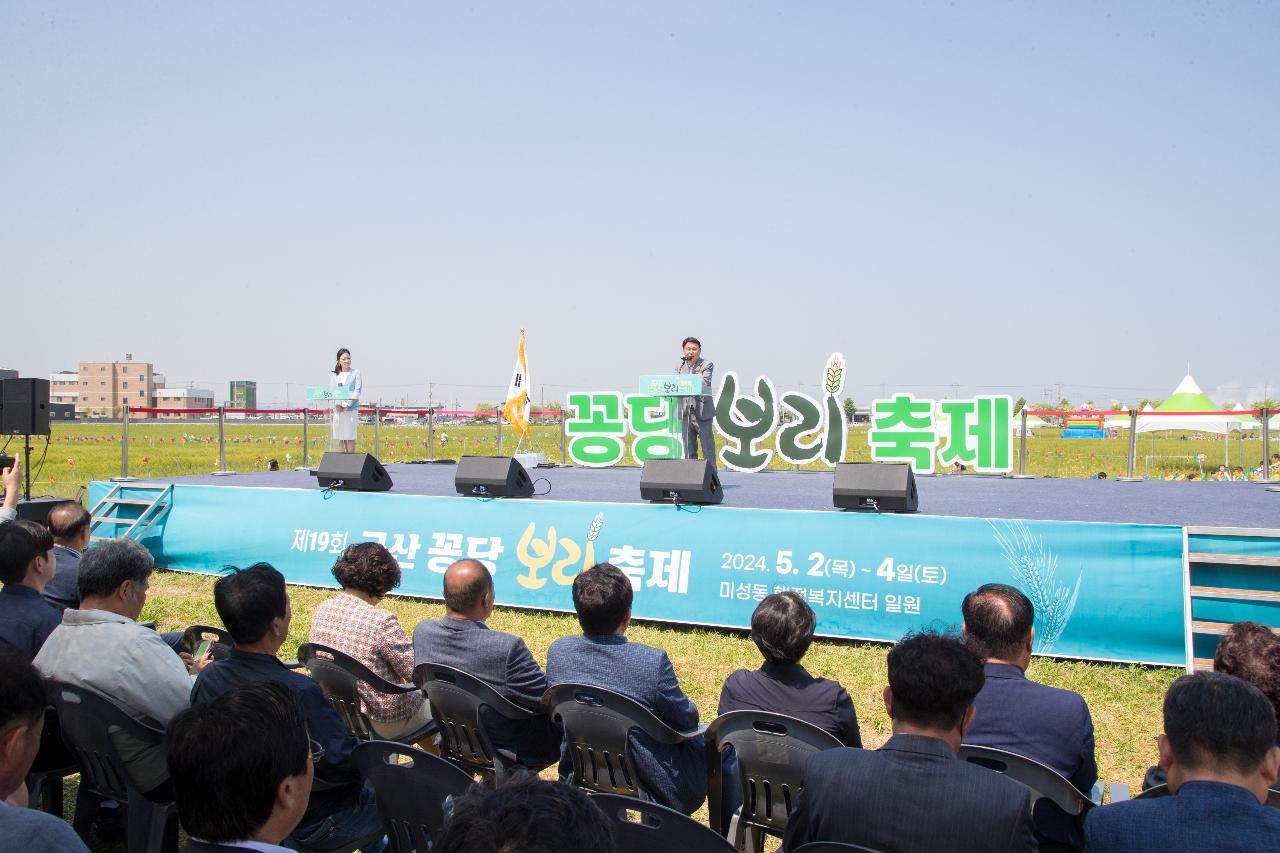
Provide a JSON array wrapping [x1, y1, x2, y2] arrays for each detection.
[[47, 501, 91, 552], [443, 559, 495, 621]]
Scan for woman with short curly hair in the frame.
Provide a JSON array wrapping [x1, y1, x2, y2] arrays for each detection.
[[309, 541, 430, 739]]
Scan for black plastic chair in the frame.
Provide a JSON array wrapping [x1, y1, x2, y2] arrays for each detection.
[[542, 683, 701, 801], [590, 792, 737, 853], [181, 623, 234, 661], [51, 682, 178, 853], [705, 710, 844, 852], [1136, 782, 1280, 808], [957, 744, 1094, 817], [791, 843, 887, 853], [297, 642, 436, 744], [351, 739, 476, 853], [413, 661, 549, 781], [24, 705, 78, 815]]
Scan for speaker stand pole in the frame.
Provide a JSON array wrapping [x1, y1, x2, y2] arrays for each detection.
[[212, 406, 235, 476], [297, 408, 310, 471], [23, 433, 32, 501]]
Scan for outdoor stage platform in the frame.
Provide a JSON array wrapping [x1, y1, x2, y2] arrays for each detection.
[[90, 464, 1280, 669], [159, 462, 1280, 528]]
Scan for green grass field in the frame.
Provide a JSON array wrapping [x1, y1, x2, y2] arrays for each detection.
[[16, 419, 1275, 499]]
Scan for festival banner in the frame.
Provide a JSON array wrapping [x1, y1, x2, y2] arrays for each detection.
[[565, 353, 1015, 474], [95, 482, 1188, 665]]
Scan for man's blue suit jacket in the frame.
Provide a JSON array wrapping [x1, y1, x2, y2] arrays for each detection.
[[1084, 780, 1280, 852], [966, 662, 1096, 850], [545, 633, 707, 815]]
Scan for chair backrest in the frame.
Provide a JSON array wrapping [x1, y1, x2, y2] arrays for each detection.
[[50, 682, 167, 801], [790, 843, 887, 853], [542, 683, 690, 798], [351, 740, 475, 853], [182, 624, 233, 661], [413, 662, 537, 776], [298, 641, 410, 740], [957, 744, 1093, 816], [705, 710, 844, 836], [589, 792, 737, 853], [1137, 782, 1280, 808]]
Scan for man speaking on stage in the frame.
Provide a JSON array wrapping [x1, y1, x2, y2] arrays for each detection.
[[676, 336, 718, 469]]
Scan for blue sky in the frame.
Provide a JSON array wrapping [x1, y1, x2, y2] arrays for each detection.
[[4, 3, 1277, 407]]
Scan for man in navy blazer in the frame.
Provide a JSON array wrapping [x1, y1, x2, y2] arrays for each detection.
[[676, 336, 717, 467], [412, 559, 561, 769], [545, 562, 707, 815], [1084, 672, 1280, 852], [783, 631, 1038, 853], [43, 501, 91, 611], [962, 583, 1096, 850], [168, 682, 314, 853]]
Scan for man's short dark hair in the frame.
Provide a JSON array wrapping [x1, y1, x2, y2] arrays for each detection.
[[214, 563, 288, 645], [751, 591, 815, 666], [681, 336, 701, 349], [0, 646, 47, 731], [962, 583, 1034, 661], [47, 501, 91, 542], [166, 682, 310, 843], [0, 521, 48, 585], [571, 563, 633, 636], [331, 541, 401, 597], [1214, 621, 1280, 726], [1164, 672, 1278, 776], [78, 537, 153, 600], [435, 772, 615, 853], [887, 630, 985, 730], [443, 560, 493, 612]]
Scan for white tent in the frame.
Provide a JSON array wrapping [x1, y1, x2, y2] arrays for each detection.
[[1104, 403, 1153, 431], [1135, 375, 1244, 435]]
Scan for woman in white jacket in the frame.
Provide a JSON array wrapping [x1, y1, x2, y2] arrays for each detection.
[[329, 348, 362, 452]]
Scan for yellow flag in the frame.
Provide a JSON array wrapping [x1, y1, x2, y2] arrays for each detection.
[[501, 329, 530, 439]]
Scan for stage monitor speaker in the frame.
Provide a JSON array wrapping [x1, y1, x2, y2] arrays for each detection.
[[1, 378, 51, 436], [455, 456, 534, 498], [314, 452, 392, 492], [833, 462, 918, 513], [15, 497, 68, 523], [639, 459, 723, 504]]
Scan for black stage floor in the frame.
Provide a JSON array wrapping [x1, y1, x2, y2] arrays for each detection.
[[156, 463, 1279, 529]]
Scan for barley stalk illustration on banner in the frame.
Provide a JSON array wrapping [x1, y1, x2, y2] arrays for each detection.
[[825, 354, 844, 396], [988, 520, 1082, 652]]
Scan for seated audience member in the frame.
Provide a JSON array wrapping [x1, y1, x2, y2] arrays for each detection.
[[434, 771, 614, 853], [720, 591, 861, 745], [0, 457, 20, 522], [412, 558, 561, 770], [962, 583, 1096, 850], [192, 563, 385, 853], [0, 647, 90, 851], [1084, 672, 1280, 852], [43, 501, 92, 611], [783, 631, 1036, 853], [167, 682, 313, 853], [0, 521, 61, 658], [34, 537, 203, 794], [545, 562, 707, 815], [309, 542, 432, 740], [1144, 620, 1280, 790]]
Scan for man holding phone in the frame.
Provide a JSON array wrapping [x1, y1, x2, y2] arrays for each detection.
[[0, 456, 20, 522]]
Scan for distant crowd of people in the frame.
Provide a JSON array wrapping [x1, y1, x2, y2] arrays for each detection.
[[2, 453, 1279, 851]]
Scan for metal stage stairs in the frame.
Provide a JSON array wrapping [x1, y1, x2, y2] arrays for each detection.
[[88, 484, 173, 544], [1184, 526, 1280, 672]]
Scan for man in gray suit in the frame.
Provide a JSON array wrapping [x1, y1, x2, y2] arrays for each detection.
[[783, 631, 1038, 852], [676, 336, 717, 468], [43, 501, 91, 611], [546, 563, 707, 815], [412, 559, 560, 770]]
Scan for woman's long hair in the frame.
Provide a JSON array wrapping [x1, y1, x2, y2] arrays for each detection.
[[333, 348, 351, 375]]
